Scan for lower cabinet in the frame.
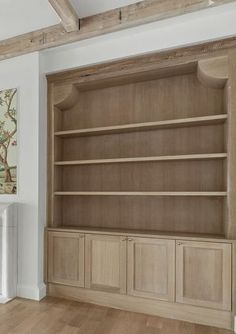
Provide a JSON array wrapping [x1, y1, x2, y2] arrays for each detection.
[[176, 240, 232, 311], [127, 237, 175, 301], [48, 231, 85, 287], [47, 231, 232, 313], [85, 234, 127, 294]]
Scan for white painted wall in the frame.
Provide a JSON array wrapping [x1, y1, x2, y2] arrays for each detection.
[[0, 0, 59, 41], [0, 2, 235, 302], [0, 53, 46, 300]]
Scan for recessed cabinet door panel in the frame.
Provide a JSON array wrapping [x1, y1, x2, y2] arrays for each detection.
[[85, 234, 126, 294], [176, 240, 231, 311], [127, 237, 175, 301], [48, 232, 85, 287]]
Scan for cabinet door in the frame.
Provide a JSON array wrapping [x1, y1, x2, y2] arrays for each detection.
[[48, 231, 85, 287], [127, 237, 175, 301], [176, 240, 231, 311], [85, 234, 126, 294]]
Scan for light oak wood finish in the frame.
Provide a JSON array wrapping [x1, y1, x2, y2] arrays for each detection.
[[54, 191, 227, 196], [54, 84, 79, 110], [48, 285, 233, 330], [176, 240, 232, 311], [58, 159, 225, 192], [60, 124, 225, 161], [59, 196, 225, 235], [0, 0, 234, 61], [47, 226, 232, 243], [127, 237, 175, 302], [55, 155, 225, 206], [85, 234, 126, 294], [48, 231, 85, 287], [59, 74, 223, 131], [0, 297, 232, 334], [49, 0, 79, 32], [47, 52, 235, 330], [198, 56, 229, 89], [232, 242, 236, 317], [55, 153, 227, 165], [54, 114, 228, 137], [47, 83, 54, 226], [226, 51, 236, 240]]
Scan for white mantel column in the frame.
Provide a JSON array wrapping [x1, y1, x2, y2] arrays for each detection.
[[0, 203, 17, 303]]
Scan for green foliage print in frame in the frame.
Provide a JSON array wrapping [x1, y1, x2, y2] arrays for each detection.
[[0, 88, 17, 194]]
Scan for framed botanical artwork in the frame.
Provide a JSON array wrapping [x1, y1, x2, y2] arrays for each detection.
[[0, 88, 17, 194]]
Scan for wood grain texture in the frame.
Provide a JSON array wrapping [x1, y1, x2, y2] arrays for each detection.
[[0, 0, 235, 61], [127, 237, 175, 302], [55, 153, 227, 165], [0, 297, 232, 333], [54, 114, 228, 138], [46, 52, 235, 332], [85, 234, 127, 294], [47, 226, 232, 243], [60, 124, 226, 162], [176, 240, 232, 311], [47, 286, 233, 330], [47, 83, 57, 227], [60, 74, 223, 131], [49, 0, 79, 32], [58, 159, 226, 192], [59, 196, 225, 235], [54, 192, 227, 196], [53, 84, 79, 110], [198, 56, 229, 88], [226, 51, 236, 240], [48, 231, 85, 287], [232, 242, 236, 317]]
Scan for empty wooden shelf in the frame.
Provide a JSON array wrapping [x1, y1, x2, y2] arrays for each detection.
[[54, 153, 227, 165], [54, 114, 228, 138], [47, 51, 236, 331], [54, 191, 227, 196]]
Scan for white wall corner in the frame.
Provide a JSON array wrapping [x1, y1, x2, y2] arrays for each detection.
[[17, 283, 46, 301]]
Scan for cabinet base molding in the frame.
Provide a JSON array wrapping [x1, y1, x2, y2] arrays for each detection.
[[47, 283, 233, 330]]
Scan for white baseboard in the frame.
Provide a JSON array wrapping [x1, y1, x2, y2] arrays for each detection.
[[17, 283, 46, 301], [0, 295, 13, 304]]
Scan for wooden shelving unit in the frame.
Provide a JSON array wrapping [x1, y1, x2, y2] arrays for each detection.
[[47, 53, 236, 331], [49, 63, 229, 237]]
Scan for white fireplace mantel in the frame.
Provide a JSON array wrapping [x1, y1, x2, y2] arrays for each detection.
[[0, 203, 17, 304]]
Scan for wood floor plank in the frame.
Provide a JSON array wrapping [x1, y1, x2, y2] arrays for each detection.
[[0, 297, 232, 334]]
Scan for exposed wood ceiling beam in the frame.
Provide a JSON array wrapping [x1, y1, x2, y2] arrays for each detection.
[[0, 0, 235, 62], [49, 0, 79, 32]]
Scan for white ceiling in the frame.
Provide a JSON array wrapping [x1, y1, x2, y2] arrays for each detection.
[[0, 0, 60, 41], [70, 0, 142, 18], [0, 0, 142, 41]]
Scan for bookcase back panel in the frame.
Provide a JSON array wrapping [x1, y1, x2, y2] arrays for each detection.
[[59, 160, 225, 192], [61, 124, 225, 161], [60, 196, 224, 235], [59, 74, 223, 131]]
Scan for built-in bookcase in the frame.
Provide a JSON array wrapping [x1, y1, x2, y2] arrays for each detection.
[[47, 53, 236, 330], [48, 62, 231, 239]]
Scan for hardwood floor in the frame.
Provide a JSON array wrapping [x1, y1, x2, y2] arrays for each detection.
[[0, 297, 232, 334]]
